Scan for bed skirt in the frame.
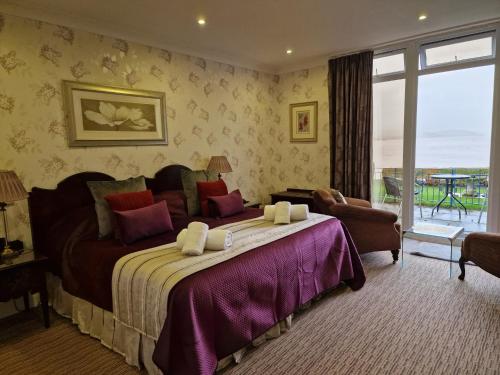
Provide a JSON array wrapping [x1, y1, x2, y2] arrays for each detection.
[[47, 273, 294, 374]]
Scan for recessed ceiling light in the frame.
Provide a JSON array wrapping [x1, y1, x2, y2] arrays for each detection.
[[286, 49, 293, 55], [418, 14, 427, 21], [197, 18, 206, 26]]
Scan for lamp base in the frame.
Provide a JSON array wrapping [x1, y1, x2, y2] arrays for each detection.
[[1, 245, 16, 259]]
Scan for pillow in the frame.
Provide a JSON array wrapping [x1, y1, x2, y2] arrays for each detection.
[[331, 189, 348, 204], [114, 200, 173, 244], [87, 176, 146, 238], [154, 190, 188, 217], [105, 190, 154, 211], [197, 180, 228, 217], [208, 190, 244, 218], [181, 169, 218, 216]]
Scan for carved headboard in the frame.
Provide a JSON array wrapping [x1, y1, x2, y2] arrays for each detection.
[[28, 164, 191, 275]]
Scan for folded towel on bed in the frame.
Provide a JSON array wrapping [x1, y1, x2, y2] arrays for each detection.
[[177, 228, 233, 251], [274, 201, 291, 224], [264, 205, 276, 221], [181, 222, 209, 256], [290, 204, 309, 221], [264, 204, 309, 222]]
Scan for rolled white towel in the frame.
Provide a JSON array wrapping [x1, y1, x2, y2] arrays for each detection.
[[205, 230, 233, 251], [290, 204, 309, 221], [274, 201, 291, 225], [182, 222, 209, 256], [177, 228, 232, 251], [176, 228, 187, 250], [263, 205, 276, 221]]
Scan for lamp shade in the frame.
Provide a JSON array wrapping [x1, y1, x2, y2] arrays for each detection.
[[207, 156, 232, 174], [0, 170, 28, 203]]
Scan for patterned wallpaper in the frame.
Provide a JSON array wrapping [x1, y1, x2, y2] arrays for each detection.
[[272, 66, 330, 191], [0, 13, 330, 246]]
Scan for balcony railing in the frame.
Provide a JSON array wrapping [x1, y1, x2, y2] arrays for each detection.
[[373, 168, 489, 211]]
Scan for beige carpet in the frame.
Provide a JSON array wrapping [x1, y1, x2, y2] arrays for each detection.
[[1, 252, 499, 375]]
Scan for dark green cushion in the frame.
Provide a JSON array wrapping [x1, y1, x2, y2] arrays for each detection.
[[181, 170, 217, 216], [87, 176, 147, 238]]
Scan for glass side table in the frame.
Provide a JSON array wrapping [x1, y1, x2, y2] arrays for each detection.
[[401, 223, 464, 278]]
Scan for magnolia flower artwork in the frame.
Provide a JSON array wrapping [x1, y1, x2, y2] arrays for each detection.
[[83, 101, 155, 131], [63, 80, 167, 146]]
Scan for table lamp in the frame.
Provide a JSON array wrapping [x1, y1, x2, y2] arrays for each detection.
[[0, 170, 28, 257], [207, 156, 232, 180]]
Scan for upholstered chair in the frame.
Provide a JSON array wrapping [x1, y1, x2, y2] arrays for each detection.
[[459, 232, 500, 280], [313, 189, 401, 263]]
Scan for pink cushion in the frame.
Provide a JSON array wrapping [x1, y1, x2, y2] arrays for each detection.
[[114, 200, 173, 244], [208, 190, 244, 218], [197, 180, 229, 217]]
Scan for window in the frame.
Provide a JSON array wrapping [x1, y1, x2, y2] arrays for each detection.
[[373, 51, 405, 77], [420, 32, 495, 69]]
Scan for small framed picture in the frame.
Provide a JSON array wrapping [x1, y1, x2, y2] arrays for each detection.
[[63, 80, 167, 147], [289, 101, 318, 143]]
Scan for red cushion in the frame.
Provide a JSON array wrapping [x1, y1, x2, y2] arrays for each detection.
[[104, 190, 154, 211], [208, 190, 244, 218], [114, 201, 173, 244], [196, 180, 228, 217], [154, 190, 188, 217]]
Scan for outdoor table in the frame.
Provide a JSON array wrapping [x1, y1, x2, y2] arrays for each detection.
[[430, 174, 470, 219]]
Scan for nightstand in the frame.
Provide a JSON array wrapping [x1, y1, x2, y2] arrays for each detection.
[[0, 250, 50, 328]]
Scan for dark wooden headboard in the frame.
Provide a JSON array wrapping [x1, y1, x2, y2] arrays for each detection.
[[28, 164, 191, 274]]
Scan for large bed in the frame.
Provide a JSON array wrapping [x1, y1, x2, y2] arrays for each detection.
[[29, 164, 366, 374]]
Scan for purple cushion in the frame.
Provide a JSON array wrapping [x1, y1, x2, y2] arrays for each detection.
[[208, 190, 244, 218], [114, 200, 173, 244]]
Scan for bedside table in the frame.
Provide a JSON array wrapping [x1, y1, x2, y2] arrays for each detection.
[[0, 250, 50, 328]]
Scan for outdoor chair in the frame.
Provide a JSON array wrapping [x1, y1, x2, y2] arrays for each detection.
[[382, 176, 423, 218]]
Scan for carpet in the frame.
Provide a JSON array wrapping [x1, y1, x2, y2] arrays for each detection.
[[0, 252, 498, 375]]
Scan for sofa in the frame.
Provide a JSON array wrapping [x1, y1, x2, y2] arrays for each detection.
[[459, 232, 500, 280], [313, 189, 401, 263]]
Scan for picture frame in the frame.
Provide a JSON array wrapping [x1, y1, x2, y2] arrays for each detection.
[[289, 101, 318, 143], [63, 80, 168, 147]]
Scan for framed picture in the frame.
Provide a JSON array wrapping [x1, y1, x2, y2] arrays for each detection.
[[289, 101, 318, 143], [63, 80, 167, 147]]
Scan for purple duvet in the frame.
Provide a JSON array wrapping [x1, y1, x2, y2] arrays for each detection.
[[153, 217, 365, 374]]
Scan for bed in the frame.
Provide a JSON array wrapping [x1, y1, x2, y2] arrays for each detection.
[[28, 164, 366, 374]]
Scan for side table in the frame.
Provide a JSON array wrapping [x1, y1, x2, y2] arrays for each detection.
[[0, 250, 50, 327]]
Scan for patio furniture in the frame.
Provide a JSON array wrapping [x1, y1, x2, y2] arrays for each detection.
[[313, 189, 401, 263], [459, 232, 500, 280], [382, 176, 423, 218], [430, 174, 470, 219], [402, 223, 464, 278]]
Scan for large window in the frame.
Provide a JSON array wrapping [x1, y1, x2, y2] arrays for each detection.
[[372, 29, 498, 232], [372, 51, 406, 213]]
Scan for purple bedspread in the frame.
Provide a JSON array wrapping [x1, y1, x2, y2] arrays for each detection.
[[153, 217, 365, 374]]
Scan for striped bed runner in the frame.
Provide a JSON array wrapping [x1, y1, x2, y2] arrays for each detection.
[[112, 213, 332, 340]]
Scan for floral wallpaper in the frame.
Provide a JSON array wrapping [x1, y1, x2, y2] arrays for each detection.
[[271, 66, 330, 191], [0, 12, 330, 246]]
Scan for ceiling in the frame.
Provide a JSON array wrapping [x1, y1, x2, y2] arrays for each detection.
[[2, 0, 500, 73]]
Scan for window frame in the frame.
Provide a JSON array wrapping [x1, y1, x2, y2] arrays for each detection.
[[373, 49, 406, 83], [419, 31, 496, 72]]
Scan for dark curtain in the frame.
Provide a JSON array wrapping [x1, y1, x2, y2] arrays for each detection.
[[328, 51, 373, 201]]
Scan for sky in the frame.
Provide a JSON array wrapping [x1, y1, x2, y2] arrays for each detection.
[[373, 64, 495, 169]]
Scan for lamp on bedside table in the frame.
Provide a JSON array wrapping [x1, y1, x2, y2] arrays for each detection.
[[0, 170, 28, 257], [207, 156, 232, 180]]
